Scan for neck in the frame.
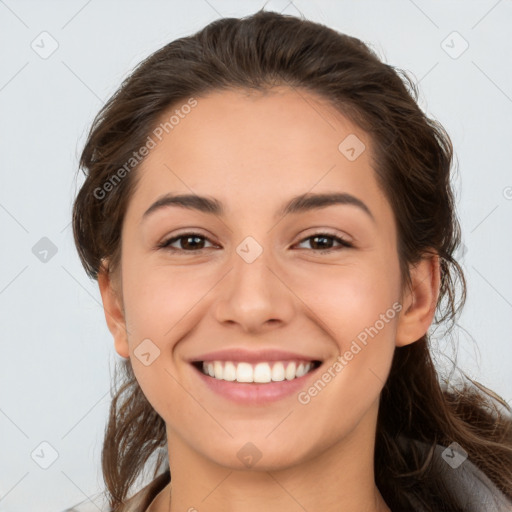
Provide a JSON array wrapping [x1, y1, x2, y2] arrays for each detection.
[[152, 401, 390, 512]]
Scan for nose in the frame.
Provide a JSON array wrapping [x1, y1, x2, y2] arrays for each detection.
[[213, 243, 296, 334]]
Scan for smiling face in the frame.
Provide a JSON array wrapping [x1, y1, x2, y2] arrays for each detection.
[[98, 86, 434, 474]]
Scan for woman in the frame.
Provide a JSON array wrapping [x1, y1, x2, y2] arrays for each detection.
[[67, 9, 512, 512]]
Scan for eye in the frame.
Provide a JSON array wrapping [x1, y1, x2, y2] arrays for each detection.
[[157, 231, 353, 254], [294, 232, 353, 253], [158, 232, 216, 253]]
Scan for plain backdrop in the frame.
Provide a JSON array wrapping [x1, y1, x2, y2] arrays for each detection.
[[0, 1, 511, 510]]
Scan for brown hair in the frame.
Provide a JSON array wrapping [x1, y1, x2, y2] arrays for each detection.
[[72, 10, 512, 511]]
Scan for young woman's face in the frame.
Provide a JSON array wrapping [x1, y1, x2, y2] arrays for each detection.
[[107, 86, 411, 470]]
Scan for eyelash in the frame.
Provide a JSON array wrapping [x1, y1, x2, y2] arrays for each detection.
[[157, 231, 354, 254]]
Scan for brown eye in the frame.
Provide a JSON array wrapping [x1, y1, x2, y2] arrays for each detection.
[[158, 233, 214, 252], [295, 233, 353, 252], [157, 231, 353, 255]]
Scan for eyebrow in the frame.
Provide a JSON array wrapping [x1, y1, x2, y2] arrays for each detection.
[[141, 192, 376, 224]]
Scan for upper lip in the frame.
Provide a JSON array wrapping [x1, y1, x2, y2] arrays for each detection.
[[188, 348, 322, 363]]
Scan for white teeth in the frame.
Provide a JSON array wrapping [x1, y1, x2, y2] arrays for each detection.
[[201, 360, 315, 383], [271, 362, 285, 381], [223, 361, 236, 381], [236, 362, 253, 383], [285, 362, 296, 380], [253, 362, 272, 383], [214, 361, 223, 379]]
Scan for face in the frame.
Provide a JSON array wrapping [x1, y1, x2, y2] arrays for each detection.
[[102, 86, 423, 472]]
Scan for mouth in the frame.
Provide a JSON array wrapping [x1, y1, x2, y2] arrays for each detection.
[[191, 359, 322, 384]]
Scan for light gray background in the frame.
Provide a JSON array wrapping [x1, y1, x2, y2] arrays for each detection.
[[1, 1, 511, 510]]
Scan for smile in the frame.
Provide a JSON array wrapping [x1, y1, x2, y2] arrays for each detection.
[[190, 358, 323, 405], [197, 360, 321, 383]]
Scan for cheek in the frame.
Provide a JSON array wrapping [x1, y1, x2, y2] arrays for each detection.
[[130, 359, 184, 422], [122, 256, 215, 340], [290, 259, 399, 343], [292, 265, 399, 439]]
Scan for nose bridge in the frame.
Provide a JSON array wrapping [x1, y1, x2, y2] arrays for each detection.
[[213, 233, 294, 330], [231, 234, 276, 302]]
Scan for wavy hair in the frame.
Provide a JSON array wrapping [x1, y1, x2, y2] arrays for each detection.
[[71, 10, 512, 511]]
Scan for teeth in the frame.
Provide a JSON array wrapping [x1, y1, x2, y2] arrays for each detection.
[[253, 362, 272, 383], [236, 362, 254, 383], [201, 360, 315, 383], [223, 361, 236, 381], [214, 361, 223, 379], [285, 362, 296, 380], [271, 362, 285, 381]]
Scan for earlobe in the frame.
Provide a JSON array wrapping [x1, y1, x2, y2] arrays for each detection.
[[395, 253, 440, 347], [97, 264, 130, 359]]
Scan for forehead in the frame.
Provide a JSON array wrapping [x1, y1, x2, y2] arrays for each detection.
[[128, 86, 389, 222]]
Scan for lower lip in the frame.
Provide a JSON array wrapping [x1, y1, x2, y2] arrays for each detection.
[[192, 364, 321, 405]]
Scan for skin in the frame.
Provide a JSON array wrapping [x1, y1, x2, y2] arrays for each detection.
[[98, 86, 440, 512]]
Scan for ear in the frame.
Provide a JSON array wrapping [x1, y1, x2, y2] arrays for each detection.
[[395, 252, 441, 347], [97, 262, 130, 359]]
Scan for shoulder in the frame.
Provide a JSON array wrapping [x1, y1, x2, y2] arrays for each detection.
[[406, 438, 512, 511]]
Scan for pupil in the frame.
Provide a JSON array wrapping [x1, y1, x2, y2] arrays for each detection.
[[184, 236, 203, 249], [313, 236, 332, 249]]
